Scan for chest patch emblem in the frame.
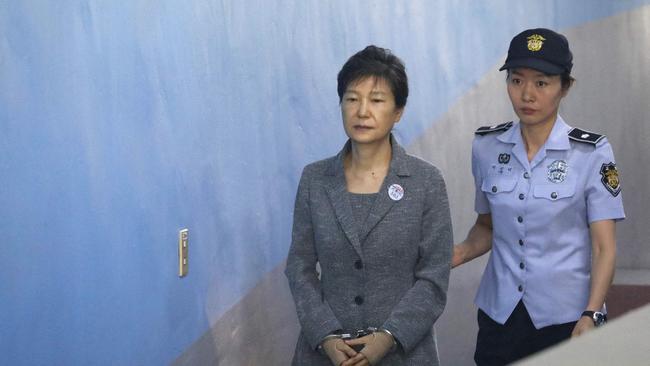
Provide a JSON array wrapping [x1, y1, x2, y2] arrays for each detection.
[[498, 153, 511, 164], [547, 160, 568, 183], [600, 162, 621, 197]]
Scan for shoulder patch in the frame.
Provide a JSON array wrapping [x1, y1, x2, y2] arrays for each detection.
[[475, 121, 513, 136], [568, 128, 604, 145], [600, 162, 621, 197]]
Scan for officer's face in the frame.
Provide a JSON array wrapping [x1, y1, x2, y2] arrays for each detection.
[[507, 68, 567, 128], [341, 76, 403, 145]]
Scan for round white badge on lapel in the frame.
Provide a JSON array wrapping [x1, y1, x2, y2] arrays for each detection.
[[388, 183, 404, 201]]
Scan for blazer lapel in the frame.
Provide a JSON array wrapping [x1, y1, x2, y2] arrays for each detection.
[[358, 135, 410, 244], [358, 179, 396, 244], [325, 142, 363, 258]]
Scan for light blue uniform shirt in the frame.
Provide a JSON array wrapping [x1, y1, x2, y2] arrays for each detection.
[[472, 116, 625, 328]]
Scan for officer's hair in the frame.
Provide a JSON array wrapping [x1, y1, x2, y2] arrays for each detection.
[[560, 73, 575, 90], [337, 45, 408, 109], [506, 69, 575, 90]]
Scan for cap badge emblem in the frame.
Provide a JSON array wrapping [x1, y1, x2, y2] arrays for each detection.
[[527, 34, 546, 52]]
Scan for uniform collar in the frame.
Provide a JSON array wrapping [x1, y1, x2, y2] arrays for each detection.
[[543, 115, 572, 151], [497, 115, 571, 151]]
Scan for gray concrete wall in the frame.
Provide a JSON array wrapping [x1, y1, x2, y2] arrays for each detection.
[[174, 263, 299, 366]]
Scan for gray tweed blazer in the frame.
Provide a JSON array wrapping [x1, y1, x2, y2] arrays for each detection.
[[285, 136, 452, 365]]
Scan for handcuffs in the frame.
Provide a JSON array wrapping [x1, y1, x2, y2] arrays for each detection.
[[318, 327, 397, 353]]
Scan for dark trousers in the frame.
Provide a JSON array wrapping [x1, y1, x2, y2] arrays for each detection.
[[474, 301, 576, 365]]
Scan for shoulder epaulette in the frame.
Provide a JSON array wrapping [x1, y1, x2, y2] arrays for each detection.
[[475, 121, 513, 136], [568, 128, 604, 145]]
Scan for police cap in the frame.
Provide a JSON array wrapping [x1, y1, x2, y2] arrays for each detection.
[[499, 28, 573, 75]]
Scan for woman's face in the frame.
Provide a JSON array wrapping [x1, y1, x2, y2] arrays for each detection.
[[507, 67, 567, 128], [341, 76, 403, 145]]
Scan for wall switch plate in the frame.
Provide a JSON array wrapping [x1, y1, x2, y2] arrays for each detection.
[[178, 228, 188, 277]]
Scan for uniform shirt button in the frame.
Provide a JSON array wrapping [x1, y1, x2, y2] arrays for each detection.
[[518, 285, 523, 292], [518, 193, 525, 200], [519, 239, 524, 246], [520, 262, 525, 269], [551, 192, 558, 199], [517, 216, 523, 223], [354, 296, 364, 305], [354, 260, 363, 270], [523, 172, 530, 179], [492, 186, 498, 193]]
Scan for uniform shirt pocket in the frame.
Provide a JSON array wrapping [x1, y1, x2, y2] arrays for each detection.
[[481, 176, 518, 195], [533, 183, 576, 201]]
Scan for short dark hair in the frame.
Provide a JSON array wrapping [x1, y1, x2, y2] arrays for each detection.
[[337, 45, 408, 109], [560, 72, 575, 90]]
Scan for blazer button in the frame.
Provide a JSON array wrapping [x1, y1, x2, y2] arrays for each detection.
[[354, 296, 364, 305], [520, 262, 525, 269], [491, 186, 498, 193], [518, 193, 525, 200], [523, 172, 530, 179], [519, 239, 524, 246], [551, 192, 558, 199], [517, 216, 523, 223], [354, 260, 363, 270], [518, 285, 523, 292]]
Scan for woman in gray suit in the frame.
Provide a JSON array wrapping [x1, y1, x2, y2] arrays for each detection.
[[285, 45, 453, 366]]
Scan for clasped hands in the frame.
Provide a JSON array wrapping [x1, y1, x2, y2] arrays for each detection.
[[321, 330, 395, 366]]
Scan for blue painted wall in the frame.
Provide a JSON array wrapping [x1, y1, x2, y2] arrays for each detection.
[[2, 1, 649, 364]]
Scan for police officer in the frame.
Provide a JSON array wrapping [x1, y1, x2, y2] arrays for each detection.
[[452, 28, 625, 365]]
